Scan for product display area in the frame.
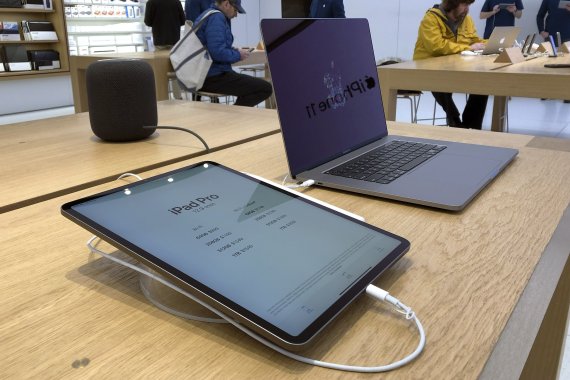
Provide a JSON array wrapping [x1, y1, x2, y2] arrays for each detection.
[[1, 123, 569, 378], [0, 100, 280, 213], [1, 0, 570, 375], [62, 161, 409, 347], [0, 0, 70, 77]]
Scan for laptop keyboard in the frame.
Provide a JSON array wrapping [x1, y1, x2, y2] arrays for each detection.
[[325, 140, 447, 184]]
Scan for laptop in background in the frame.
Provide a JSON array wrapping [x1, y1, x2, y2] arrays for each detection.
[[260, 18, 518, 211], [481, 26, 520, 55]]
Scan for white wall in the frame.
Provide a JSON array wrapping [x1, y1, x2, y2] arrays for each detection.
[[232, 0, 282, 48], [0, 75, 73, 115]]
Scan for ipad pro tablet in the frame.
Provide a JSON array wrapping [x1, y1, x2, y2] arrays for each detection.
[[61, 162, 409, 349], [498, 3, 514, 9]]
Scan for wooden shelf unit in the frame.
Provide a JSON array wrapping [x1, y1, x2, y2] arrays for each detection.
[[0, 0, 70, 78]]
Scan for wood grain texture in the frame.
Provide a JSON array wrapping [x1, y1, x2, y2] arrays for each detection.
[[1, 123, 569, 379], [70, 50, 267, 112], [0, 101, 280, 213], [378, 54, 570, 131]]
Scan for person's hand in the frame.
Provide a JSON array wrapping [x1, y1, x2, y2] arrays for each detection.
[[540, 31, 549, 39], [492, 4, 500, 13], [470, 42, 486, 51], [238, 48, 251, 61], [506, 5, 516, 13], [565, 4, 570, 11]]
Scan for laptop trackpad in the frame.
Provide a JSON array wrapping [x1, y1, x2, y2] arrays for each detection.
[[408, 153, 500, 189]]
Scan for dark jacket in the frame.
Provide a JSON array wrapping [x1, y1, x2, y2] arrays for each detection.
[[480, 0, 524, 39], [144, 0, 185, 46], [537, 0, 570, 44], [309, 0, 345, 18], [195, 7, 240, 77], [185, 0, 212, 22]]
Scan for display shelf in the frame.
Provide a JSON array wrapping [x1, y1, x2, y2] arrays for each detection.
[[66, 17, 142, 21], [0, 0, 70, 78], [0, 68, 68, 78], [64, 0, 149, 55], [67, 30, 145, 35], [79, 42, 143, 47], [0, 8, 55, 14], [0, 40, 59, 44], [64, 1, 143, 6]]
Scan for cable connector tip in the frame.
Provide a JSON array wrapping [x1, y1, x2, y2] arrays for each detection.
[[366, 284, 389, 301]]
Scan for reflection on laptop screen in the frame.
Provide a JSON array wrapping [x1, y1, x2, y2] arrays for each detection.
[[263, 19, 388, 176]]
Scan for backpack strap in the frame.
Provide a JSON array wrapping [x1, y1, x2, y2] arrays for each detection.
[[190, 9, 221, 34], [170, 9, 221, 56]]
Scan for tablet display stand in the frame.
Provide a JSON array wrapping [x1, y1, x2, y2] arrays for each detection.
[[91, 174, 365, 322], [138, 265, 223, 322], [494, 47, 525, 64], [537, 41, 554, 55]]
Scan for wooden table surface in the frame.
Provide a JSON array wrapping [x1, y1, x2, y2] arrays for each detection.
[[0, 100, 279, 213], [1, 122, 569, 379], [378, 54, 570, 132], [70, 50, 267, 113]]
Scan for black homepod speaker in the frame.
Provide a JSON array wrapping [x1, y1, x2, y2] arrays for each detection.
[[86, 59, 157, 142]]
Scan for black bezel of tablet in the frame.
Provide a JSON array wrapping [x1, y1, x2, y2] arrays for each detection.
[[61, 161, 410, 349]]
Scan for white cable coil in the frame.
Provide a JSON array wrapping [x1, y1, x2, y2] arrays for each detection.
[[87, 236, 425, 373]]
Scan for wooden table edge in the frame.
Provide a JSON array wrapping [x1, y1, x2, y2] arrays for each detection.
[[0, 129, 279, 215], [480, 204, 570, 379]]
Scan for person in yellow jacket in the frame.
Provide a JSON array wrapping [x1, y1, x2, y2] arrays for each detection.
[[413, 0, 488, 129]]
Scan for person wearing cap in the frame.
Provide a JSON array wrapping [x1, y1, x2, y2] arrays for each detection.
[[309, 0, 346, 18], [195, 0, 272, 107]]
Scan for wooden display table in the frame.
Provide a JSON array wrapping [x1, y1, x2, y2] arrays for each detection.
[[1, 122, 569, 379], [0, 100, 279, 213]]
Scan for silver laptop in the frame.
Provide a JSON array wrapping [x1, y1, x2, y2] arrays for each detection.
[[481, 26, 520, 55], [260, 18, 518, 211]]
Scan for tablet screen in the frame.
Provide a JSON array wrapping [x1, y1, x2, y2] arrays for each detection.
[[62, 162, 409, 348]]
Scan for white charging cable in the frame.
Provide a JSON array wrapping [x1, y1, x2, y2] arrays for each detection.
[[286, 179, 315, 189], [85, 171, 425, 372], [117, 173, 143, 181], [281, 174, 316, 189], [86, 236, 425, 373], [88, 237, 226, 324]]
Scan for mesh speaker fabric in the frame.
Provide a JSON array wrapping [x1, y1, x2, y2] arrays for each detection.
[[86, 59, 157, 142]]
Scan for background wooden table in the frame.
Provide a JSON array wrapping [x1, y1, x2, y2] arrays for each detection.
[[70, 50, 267, 113], [0, 101, 279, 213], [1, 123, 569, 379], [378, 54, 570, 132]]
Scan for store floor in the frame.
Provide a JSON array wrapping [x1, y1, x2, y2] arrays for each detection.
[[396, 93, 570, 138], [1, 97, 569, 378]]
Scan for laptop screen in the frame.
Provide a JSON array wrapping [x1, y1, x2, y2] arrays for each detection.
[[262, 19, 388, 176]]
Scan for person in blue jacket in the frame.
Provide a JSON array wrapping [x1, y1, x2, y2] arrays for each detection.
[[309, 0, 346, 18], [537, 0, 570, 45], [195, 0, 272, 107], [185, 0, 212, 23], [479, 0, 523, 39]]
